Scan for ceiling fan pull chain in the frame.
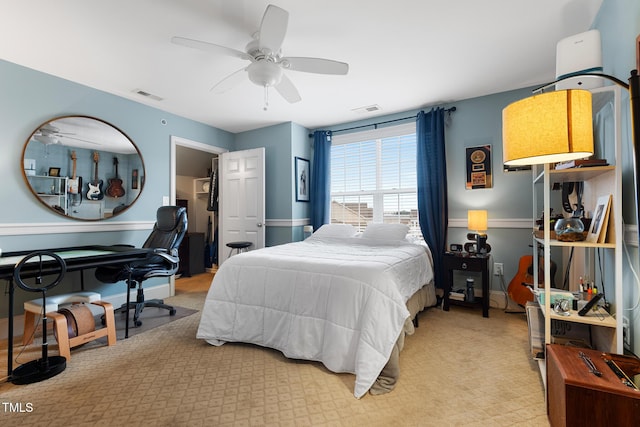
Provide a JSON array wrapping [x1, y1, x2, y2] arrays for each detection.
[[263, 86, 269, 111]]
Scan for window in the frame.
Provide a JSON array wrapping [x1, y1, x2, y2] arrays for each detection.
[[330, 123, 420, 236]]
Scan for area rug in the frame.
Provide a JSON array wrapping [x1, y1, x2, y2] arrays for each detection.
[[0, 304, 198, 376], [111, 304, 198, 340]]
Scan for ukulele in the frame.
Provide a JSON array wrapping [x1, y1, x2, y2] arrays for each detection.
[[86, 151, 104, 200], [68, 151, 82, 194], [106, 157, 125, 198], [507, 254, 557, 307]]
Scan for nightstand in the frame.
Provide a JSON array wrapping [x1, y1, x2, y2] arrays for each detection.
[[443, 252, 490, 317]]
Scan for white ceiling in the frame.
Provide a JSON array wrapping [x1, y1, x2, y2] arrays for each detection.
[[0, 0, 603, 134]]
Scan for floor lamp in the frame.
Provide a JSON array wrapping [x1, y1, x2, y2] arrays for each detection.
[[504, 63, 639, 262]]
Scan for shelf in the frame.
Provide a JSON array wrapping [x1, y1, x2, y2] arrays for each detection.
[[547, 165, 615, 182], [539, 304, 617, 328], [533, 165, 614, 184], [533, 237, 615, 249], [194, 177, 211, 196], [530, 84, 623, 360]]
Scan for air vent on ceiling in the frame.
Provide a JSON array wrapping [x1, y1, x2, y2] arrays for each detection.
[[352, 104, 382, 114], [132, 89, 163, 101]]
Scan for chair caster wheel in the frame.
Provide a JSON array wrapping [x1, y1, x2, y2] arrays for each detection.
[[169, 309, 176, 316]]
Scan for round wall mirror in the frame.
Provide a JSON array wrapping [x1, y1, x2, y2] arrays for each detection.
[[21, 116, 145, 220]]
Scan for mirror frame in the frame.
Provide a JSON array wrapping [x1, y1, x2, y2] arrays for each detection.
[[21, 115, 145, 221]]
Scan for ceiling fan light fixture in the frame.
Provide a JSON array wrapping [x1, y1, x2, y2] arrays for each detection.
[[247, 60, 283, 87]]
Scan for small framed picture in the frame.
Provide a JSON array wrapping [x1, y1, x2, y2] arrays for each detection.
[[131, 169, 139, 190], [587, 194, 612, 243], [295, 157, 310, 202], [48, 167, 61, 177]]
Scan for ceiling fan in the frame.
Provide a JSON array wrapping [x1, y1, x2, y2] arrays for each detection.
[[32, 123, 97, 146], [172, 4, 349, 108]]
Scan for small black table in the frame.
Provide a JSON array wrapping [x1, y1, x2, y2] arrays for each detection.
[[443, 252, 491, 317]]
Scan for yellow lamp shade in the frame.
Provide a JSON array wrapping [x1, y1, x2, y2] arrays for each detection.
[[502, 89, 594, 165], [468, 210, 488, 232]]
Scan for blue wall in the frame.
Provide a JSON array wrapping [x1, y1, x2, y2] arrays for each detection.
[[0, 59, 235, 314], [234, 122, 311, 246], [593, 0, 640, 354]]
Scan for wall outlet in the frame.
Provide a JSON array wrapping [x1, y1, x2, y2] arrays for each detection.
[[623, 316, 631, 349], [494, 263, 504, 276]]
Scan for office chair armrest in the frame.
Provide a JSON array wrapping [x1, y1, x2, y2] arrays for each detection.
[[151, 249, 179, 264], [142, 250, 181, 280]]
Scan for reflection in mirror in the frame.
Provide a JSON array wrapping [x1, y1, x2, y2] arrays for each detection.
[[22, 116, 145, 220]]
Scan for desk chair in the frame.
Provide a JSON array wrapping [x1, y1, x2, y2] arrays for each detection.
[[95, 206, 187, 333]]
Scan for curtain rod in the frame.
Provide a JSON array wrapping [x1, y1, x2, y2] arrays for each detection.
[[308, 106, 456, 137]]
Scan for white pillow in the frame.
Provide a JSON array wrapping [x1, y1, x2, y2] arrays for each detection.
[[361, 223, 409, 241], [312, 224, 357, 238]]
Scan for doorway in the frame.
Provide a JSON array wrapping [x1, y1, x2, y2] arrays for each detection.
[[170, 136, 227, 289]]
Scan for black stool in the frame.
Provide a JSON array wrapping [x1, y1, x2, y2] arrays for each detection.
[[226, 241, 252, 257]]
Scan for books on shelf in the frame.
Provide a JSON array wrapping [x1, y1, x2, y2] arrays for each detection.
[[449, 292, 466, 301], [554, 158, 608, 170]]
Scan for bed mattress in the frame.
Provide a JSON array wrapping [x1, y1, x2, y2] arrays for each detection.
[[196, 235, 434, 398]]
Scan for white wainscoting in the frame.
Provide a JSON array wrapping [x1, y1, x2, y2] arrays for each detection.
[[0, 221, 155, 236]]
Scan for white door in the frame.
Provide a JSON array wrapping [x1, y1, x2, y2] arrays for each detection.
[[219, 147, 265, 264]]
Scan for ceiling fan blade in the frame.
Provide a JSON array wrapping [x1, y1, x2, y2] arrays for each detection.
[[33, 134, 59, 145], [60, 135, 100, 145], [281, 57, 349, 75], [258, 5, 288, 54], [211, 67, 248, 94], [171, 36, 253, 61], [274, 74, 301, 104]]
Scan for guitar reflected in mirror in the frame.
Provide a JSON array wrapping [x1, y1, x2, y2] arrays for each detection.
[[68, 151, 83, 207], [86, 151, 104, 200], [106, 157, 125, 198]]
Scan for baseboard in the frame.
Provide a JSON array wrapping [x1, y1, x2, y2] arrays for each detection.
[[488, 289, 524, 312]]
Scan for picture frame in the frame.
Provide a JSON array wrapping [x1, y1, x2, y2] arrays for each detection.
[[586, 194, 612, 243], [465, 145, 492, 189], [48, 167, 60, 177], [295, 157, 310, 202], [131, 169, 138, 190]]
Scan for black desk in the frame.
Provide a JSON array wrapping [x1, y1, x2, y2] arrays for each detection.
[[1, 245, 151, 377], [443, 252, 490, 317]]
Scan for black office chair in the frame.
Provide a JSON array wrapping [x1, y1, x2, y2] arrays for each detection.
[[95, 206, 188, 331]]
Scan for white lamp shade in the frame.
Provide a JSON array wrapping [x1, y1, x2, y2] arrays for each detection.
[[468, 210, 488, 232], [502, 90, 594, 165]]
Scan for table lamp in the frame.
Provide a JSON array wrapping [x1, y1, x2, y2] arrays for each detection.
[[468, 209, 489, 254]]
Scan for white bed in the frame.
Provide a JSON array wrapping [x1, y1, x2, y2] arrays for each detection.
[[196, 224, 436, 398]]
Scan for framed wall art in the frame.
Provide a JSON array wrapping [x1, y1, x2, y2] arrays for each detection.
[[586, 194, 612, 243], [466, 145, 492, 189], [295, 157, 310, 202], [131, 169, 139, 190]]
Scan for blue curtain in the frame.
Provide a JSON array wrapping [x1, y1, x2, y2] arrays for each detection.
[[417, 108, 448, 289], [310, 130, 332, 231]]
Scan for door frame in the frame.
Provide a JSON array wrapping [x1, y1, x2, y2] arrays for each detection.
[[169, 135, 227, 294], [170, 135, 228, 205]]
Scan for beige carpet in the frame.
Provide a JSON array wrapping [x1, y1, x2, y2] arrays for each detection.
[[0, 273, 549, 426]]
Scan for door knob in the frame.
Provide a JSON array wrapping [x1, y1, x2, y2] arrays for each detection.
[[257, 222, 263, 227]]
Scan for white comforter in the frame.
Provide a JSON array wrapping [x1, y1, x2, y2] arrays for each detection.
[[196, 236, 434, 398]]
